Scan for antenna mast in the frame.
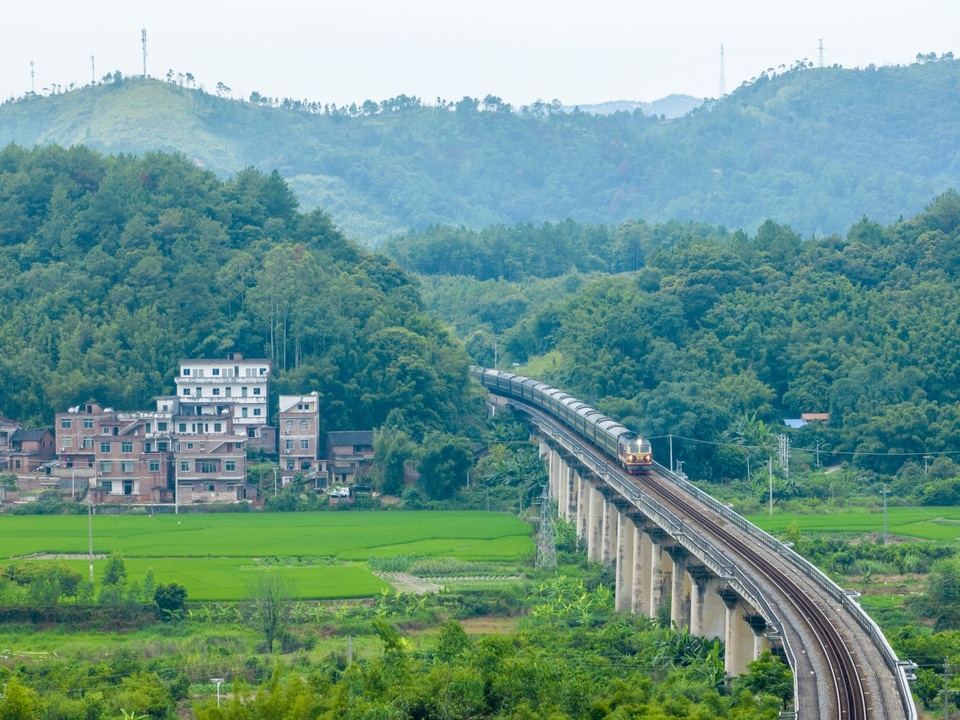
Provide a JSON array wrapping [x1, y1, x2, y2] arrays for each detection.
[[818, 39, 824, 68], [719, 44, 726, 96], [30, 60, 35, 94], [91, 55, 95, 84], [141, 28, 148, 78]]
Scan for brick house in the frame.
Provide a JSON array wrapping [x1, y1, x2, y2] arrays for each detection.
[[325, 430, 374, 486]]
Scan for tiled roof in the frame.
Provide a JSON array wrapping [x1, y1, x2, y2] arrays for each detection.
[[327, 430, 374, 446], [11, 428, 50, 442]]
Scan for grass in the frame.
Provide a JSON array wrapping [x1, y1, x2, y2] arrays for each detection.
[[745, 506, 960, 541], [0, 511, 533, 601]]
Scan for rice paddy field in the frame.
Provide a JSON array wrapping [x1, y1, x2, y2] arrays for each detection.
[[746, 506, 960, 542], [0, 511, 533, 601]]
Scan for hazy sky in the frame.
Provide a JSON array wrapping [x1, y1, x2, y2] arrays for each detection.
[[2, 1, 958, 107]]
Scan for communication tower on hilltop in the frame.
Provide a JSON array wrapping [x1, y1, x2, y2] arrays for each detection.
[[141, 28, 148, 78], [536, 485, 557, 570], [719, 45, 727, 97], [30, 60, 35, 93], [818, 39, 824, 68]]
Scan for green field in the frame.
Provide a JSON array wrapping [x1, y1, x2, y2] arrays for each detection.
[[746, 506, 960, 541], [0, 511, 533, 600]]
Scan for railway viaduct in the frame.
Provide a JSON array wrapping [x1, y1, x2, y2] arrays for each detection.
[[490, 392, 919, 720]]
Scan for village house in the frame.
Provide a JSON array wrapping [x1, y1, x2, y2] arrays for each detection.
[[326, 430, 374, 487], [278, 393, 323, 485]]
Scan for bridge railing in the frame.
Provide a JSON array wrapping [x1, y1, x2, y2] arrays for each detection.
[[652, 461, 917, 720]]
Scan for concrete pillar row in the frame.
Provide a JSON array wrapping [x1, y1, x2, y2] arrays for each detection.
[[746, 615, 772, 661], [615, 509, 635, 612], [549, 450, 560, 502]]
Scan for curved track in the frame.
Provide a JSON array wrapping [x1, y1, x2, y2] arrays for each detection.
[[633, 467, 869, 719]]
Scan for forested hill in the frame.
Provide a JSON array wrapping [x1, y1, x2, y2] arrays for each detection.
[[401, 192, 960, 483], [2, 57, 960, 241], [0, 145, 475, 438]]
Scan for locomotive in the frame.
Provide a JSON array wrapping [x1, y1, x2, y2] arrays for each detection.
[[472, 366, 653, 474]]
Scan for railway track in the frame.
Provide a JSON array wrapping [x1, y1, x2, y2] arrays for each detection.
[[635, 468, 869, 719]]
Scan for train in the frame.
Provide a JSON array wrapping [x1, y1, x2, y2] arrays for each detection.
[[472, 366, 653, 474]]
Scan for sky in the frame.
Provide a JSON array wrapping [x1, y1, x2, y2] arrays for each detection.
[[1, 1, 958, 108]]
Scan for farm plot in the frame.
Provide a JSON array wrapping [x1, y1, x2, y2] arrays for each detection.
[[0, 510, 532, 600]]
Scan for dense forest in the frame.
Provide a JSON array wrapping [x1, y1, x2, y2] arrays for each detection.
[[0, 145, 477, 442], [2, 57, 960, 240], [387, 192, 960, 484]]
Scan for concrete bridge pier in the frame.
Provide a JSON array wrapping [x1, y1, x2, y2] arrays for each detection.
[[689, 568, 725, 642], [564, 465, 578, 522], [576, 474, 589, 545], [632, 520, 652, 616], [668, 547, 691, 630], [720, 588, 758, 677], [587, 482, 604, 563], [646, 529, 667, 619], [601, 493, 617, 564], [615, 506, 635, 612]]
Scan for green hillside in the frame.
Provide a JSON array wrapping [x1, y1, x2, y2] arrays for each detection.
[[3, 58, 960, 242]]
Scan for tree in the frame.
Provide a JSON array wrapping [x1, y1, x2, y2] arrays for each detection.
[[733, 650, 794, 709], [154, 582, 187, 621], [0, 678, 40, 720], [417, 432, 474, 500], [243, 572, 295, 652]]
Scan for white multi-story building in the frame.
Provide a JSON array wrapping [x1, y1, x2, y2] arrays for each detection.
[[278, 393, 322, 484], [174, 353, 275, 452]]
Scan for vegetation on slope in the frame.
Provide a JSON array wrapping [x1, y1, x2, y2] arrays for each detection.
[[3, 57, 960, 240], [0, 144, 476, 443]]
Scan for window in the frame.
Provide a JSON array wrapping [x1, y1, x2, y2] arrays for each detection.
[[121, 461, 135, 473], [60, 419, 72, 429], [182, 388, 191, 396], [83, 419, 94, 429], [182, 368, 191, 376], [301, 461, 311, 470], [212, 388, 220, 396], [101, 480, 112, 492], [82, 437, 92, 448], [286, 461, 294, 470], [284, 421, 293, 431], [197, 460, 219, 474], [179, 423, 187, 433], [62, 437, 73, 448], [225, 460, 236, 472], [149, 460, 160, 472], [214, 423, 222, 432], [253, 408, 262, 417], [123, 480, 134, 495], [285, 440, 294, 451], [242, 407, 248, 418], [180, 461, 190, 472], [225, 387, 232, 397], [145, 442, 152, 453], [145, 422, 152, 433], [212, 368, 220, 376], [158, 442, 169, 452], [187, 443, 194, 450], [99, 461, 112, 473], [121, 442, 133, 453], [253, 387, 261, 395], [195, 387, 202, 397], [157, 422, 168, 431], [208, 483, 216, 492], [300, 420, 309, 430], [300, 439, 310, 450], [100, 442, 111, 453]]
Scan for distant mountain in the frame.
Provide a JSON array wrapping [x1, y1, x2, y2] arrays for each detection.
[[2, 60, 959, 242], [564, 94, 704, 118]]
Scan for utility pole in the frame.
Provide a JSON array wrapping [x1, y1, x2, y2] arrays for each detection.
[[924, 455, 931, 476], [669, 435, 674, 474], [30, 60, 35, 93], [815, 440, 821, 469], [945, 659, 951, 720], [88, 479, 95, 583], [719, 44, 726, 97]]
